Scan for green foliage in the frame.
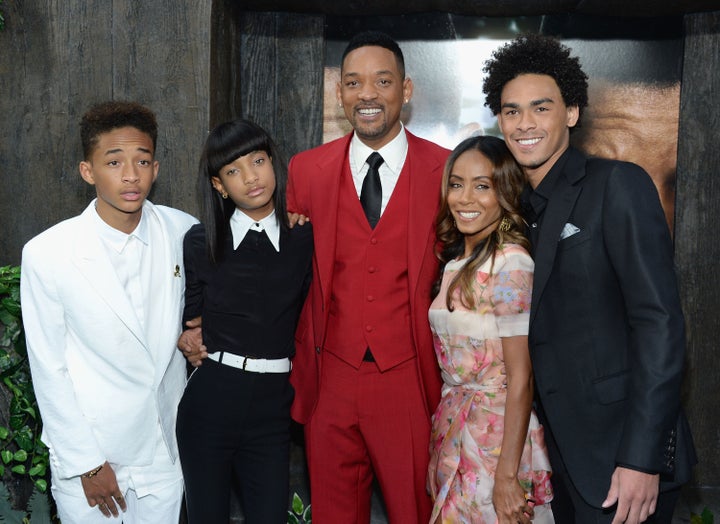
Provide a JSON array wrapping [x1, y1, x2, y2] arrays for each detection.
[[287, 492, 312, 524], [691, 507, 715, 524], [0, 0, 4, 31], [0, 266, 50, 514]]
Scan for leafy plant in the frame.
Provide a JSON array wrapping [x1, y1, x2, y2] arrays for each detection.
[[0, 266, 50, 514], [691, 507, 715, 524], [287, 492, 311, 524]]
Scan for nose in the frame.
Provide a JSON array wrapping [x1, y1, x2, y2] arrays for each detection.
[[517, 110, 536, 132], [459, 185, 474, 204], [122, 165, 140, 183], [358, 83, 378, 101], [243, 169, 259, 185]]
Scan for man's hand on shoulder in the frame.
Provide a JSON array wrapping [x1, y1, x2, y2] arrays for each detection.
[[603, 466, 659, 524], [178, 316, 207, 367], [80, 461, 126, 517], [288, 212, 310, 228]]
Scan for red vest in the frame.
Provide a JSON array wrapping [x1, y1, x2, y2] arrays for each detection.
[[323, 159, 415, 370]]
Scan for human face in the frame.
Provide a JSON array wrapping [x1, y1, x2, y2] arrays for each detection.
[[338, 45, 413, 149], [497, 74, 579, 188], [79, 126, 158, 233], [447, 149, 503, 258], [211, 150, 276, 221]]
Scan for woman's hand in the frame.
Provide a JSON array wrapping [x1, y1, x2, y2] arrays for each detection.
[[492, 476, 533, 524]]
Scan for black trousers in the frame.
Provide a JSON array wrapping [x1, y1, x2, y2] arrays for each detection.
[[176, 358, 294, 524]]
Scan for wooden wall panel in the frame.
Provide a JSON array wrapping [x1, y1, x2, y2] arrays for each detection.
[[675, 10, 720, 486], [0, 0, 211, 264]]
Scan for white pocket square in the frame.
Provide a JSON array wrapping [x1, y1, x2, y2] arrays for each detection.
[[559, 223, 581, 240]]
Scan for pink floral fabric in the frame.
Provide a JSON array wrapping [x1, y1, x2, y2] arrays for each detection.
[[427, 244, 553, 523]]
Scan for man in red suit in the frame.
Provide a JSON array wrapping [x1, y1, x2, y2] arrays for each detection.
[[287, 31, 449, 523]]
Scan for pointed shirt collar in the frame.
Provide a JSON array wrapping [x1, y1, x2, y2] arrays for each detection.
[[229, 208, 280, 252], [92, 202, 149, 254]]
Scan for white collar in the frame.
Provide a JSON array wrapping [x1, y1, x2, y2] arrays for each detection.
[[93, 201, 149, 253], [229, 208, 280, 252], [350, 123, 408, 176]]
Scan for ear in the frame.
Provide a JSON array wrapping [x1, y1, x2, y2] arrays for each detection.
[[567, 105, 580, 129], [152, 160, 159, 183], [403, 77, 414, 104], [335, 81, 342, 107], [78, 161, 96, 186], [211, 176, 225, 194]]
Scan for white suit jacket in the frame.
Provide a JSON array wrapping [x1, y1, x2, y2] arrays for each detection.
[[21, 200, 196, 480]]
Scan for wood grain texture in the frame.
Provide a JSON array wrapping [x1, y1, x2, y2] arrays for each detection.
[[0, 0, 211, 264], [675, 10, 720, 486]]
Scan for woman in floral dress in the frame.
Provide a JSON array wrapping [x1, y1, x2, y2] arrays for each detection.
[[427, 136, 554, 524]]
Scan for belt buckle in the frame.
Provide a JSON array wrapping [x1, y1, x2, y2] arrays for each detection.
[[242, 356, 248, 371]]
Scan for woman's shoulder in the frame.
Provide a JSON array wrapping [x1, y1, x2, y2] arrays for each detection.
[[285, 222, 313, 243], [495, 243, 534, 271], [183, 223, 208, 250]]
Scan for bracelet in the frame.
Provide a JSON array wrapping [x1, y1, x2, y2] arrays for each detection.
[[82, 464, 103, 478]]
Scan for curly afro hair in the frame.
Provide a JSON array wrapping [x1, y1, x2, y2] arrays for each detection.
[[483, 33, 588, 122]]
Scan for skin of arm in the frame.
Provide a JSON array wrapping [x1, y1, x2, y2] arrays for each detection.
[[492, 334, 534, 524]]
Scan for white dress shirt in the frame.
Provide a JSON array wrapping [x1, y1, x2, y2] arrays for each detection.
[[349, 124, 409, 216]]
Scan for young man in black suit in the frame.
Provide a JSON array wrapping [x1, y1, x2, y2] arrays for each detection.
[[483, 34, 695, 524]]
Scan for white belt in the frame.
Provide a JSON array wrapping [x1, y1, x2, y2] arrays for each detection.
[[208, 352, 291, 373]]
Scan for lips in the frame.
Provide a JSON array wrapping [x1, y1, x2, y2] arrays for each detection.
[[246, 187, 265, 197], [121, 190, 142, 201]]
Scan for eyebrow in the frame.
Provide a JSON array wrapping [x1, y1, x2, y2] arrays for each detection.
[[342, 69, 394, 78], [501, 97, 555, 109], [104, 147, 153, 155], [449, 174, 492, 182]]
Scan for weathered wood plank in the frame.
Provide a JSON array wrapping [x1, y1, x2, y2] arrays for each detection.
[[675, 10, 720, 486]]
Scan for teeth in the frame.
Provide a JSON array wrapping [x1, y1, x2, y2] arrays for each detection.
[[518, 138, 541, 146], [458, 212, 480, 219], [358, 108, 381, 115]]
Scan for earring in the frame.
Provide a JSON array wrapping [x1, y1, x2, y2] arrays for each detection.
[[221, 191, 228, 199], [499, 217, 512, 232], [404, 99, 409, 104]]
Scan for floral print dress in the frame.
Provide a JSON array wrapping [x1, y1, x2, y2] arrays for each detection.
[[427, 244, 553, 524]]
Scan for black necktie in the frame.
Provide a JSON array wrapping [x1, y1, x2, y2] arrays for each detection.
[[360, 152, 384, 228]]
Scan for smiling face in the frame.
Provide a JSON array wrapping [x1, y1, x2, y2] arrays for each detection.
[[337, 45, 413, 150], [497, 73, 579, 188], [447, 149, 503, 258], [79, 126, 158, 233], [211, 150, 276, 221]]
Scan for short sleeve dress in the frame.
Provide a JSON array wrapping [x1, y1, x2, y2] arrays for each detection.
[[427, 243, 554, 524]]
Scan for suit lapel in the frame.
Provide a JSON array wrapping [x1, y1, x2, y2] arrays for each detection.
[[72, 204, 148, 348], [530, 150, 587, 326], [406, 132, 442, 300], [311, 136, 350, 310]]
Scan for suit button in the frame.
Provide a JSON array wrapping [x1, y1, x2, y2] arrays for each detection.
[[315, 346, 321, 354]]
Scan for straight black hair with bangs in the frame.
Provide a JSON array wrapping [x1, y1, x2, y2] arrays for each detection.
[[197, 118, 289, 263]]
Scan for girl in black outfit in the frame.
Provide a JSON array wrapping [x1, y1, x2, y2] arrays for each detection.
[[176, 119, 312, 523]]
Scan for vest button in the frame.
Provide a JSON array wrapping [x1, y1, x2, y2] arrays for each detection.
[[370, 238, 378, 245], [367, 295, 374, 302], [315, 346, 321, 354], [365, 325, 373, 332], [368, 266, 376, 273]]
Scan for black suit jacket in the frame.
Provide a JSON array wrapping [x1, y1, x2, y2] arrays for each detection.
[[527, 147, 695, 507]]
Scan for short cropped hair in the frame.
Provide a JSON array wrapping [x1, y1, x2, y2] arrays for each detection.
[[483, 33, 588, 122], [341, 30, 405, 78], [80, 101, 158, 159]]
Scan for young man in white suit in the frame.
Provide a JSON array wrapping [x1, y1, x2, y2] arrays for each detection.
[[21, 101, 196, 523]]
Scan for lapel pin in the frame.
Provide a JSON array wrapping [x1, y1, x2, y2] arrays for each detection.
[[174, 264, 181, 277]]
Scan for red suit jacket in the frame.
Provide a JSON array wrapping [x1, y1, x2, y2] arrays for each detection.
[[287, 130, 448, 424]]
